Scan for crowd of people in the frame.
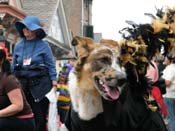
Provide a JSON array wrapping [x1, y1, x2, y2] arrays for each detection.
[[0, 14, 74, 131], [0, 14, 174, 131]]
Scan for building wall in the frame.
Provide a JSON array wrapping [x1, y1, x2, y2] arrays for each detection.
[[18, 0, 89, 39], [62, 0, 93, 37], [20, 0, 58, 32], [83, 0, 92, 26], [94, 33, 102, 43], [62, 0, 82, 37]]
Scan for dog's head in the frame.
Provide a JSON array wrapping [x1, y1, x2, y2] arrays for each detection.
[[71, 36, 127, 101]]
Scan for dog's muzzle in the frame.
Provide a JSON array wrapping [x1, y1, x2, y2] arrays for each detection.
[[94, 71, 127, 101]]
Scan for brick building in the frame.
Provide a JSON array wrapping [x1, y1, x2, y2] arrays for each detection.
[[63, 0, 93, 38], [0, 0, 93, 59]]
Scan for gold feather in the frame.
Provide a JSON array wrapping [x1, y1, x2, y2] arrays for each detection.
[[152, 18, 169, 33], [143, 94, 157, 112], [168, 38, 175, 57]]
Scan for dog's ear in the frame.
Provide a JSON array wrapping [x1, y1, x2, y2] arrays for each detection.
[[71, 36, 94, 77], [100, 39, 119, 46], [72, 36, 94, 58], [100, 39, 120, 55]]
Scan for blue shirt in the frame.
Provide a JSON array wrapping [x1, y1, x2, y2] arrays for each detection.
[[12, 38, 57, 80]]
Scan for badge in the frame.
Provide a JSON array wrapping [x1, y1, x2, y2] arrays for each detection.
[[23, 58, 32, 65]]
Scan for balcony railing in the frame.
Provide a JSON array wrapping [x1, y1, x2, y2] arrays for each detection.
[[0, 0, 8, 4]]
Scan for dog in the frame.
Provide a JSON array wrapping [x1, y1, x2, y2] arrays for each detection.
[[64, 36, 167, 131]]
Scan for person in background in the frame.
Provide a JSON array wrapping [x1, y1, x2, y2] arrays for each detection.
[[12, 15, 57, 131], [146, 60, 168, 119], [7, 53, 13, 64], [162, 54, 175, 131], [154, 55, 167, 95], [155, 55, 166, 77], [57, 65, 71, 123], [0, 48, 35, 131]]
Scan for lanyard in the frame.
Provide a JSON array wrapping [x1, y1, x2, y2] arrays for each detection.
[[22, 40, 37, 61]]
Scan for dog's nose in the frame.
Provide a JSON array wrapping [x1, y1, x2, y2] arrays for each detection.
[[116, 71, 127, 86], [105, 77, 127, 90], [117, 77, 127, 87]]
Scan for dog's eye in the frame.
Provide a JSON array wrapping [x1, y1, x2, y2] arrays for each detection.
[[91, 57, 112, 71], [99, 57, 111, 64]]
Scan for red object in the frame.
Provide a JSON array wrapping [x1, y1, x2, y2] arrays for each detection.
[[151, 86, 168, 117], [0, 43, 8, 57]]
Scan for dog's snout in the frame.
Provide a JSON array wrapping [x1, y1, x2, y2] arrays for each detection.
[[117, 71, 126, 80], [105, 77, 113, 81], [105, 69, 126, 82], [105, 71, 127, 86], [115, 71, 127, 87]]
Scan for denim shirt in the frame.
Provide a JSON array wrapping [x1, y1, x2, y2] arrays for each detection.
[[12, 38, 57, 81]]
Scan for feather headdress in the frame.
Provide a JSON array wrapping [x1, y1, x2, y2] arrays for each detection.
[[119, 6, 175, 82], [117, 7, 175, 111]]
